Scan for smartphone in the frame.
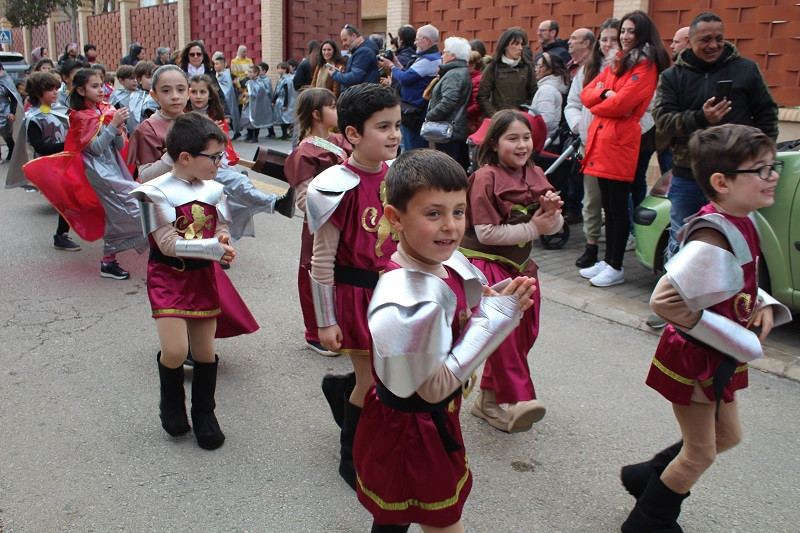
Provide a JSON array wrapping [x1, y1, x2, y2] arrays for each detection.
[[713, 80, 732, 105]]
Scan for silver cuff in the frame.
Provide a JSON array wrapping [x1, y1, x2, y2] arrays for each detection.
[[444, 295, 521, 383], [757, 288, 793, 328], [174, 238, 226, 262], [687, 310, 763, 363], [310, 274, 337, 327]]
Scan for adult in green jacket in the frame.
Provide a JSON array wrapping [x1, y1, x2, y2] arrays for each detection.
[[477, 28, 537, 118]]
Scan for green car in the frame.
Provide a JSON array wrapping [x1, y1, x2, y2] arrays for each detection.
[[633, 150, 800, 312]]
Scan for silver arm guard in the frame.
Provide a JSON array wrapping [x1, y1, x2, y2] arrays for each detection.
[[444, 295, 521, 383], [306, 165, 360, 234], [174, 238, 226, 262], [757, 288, 793, 328], [310, 274, 337, 327], [687, 310, 763, 363], [665, 240, 743, 312]]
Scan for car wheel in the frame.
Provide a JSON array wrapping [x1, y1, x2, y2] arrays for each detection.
[[540, 224, 570, 250]]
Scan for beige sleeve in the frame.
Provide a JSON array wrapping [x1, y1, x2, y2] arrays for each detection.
[[295, 178, 311, 213], [649, 227, 733, 331], [416, 364, 463, 404], [310, 221, 341, 285], [475, 223, 538, 245], [138, 154, 173, 183]]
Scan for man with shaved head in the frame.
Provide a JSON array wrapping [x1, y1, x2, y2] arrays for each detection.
[[566, 27, 595, 77], [670, 27, 690, 60]]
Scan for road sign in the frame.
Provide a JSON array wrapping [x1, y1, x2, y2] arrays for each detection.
[[0, 30, 11, 45]]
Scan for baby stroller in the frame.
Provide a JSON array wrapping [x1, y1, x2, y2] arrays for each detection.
[[466, 108, 580, 249]]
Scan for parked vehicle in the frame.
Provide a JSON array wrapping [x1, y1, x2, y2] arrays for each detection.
[[633, 148, 800, 312], [0, 52, 30, 84]]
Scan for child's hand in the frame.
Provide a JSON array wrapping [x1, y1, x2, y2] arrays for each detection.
[[111, 107, 130, 127], [539, 191, 563, 213], [319, 325, 342, 351], [218, 234, 236, 265], [282, 106, 287, 111], [482, 276, 538, 313], [532, 203, 562, 235], [752, 305, 774, 342]]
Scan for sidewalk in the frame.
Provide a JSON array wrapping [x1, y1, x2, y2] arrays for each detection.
[[236, 136, 800, 383]]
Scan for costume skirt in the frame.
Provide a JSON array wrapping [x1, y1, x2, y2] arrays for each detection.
[[354, 385, 472, 527], [333, 281, 374, 357], [646, 325, 748, 405], [468, 258, 540, 403]]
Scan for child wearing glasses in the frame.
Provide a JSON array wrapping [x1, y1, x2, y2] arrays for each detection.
[[620, 124, 791, 531], [131, 113, 258, 450]]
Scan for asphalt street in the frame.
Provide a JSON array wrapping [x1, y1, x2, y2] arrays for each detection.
[[1, 162, 799, 532]]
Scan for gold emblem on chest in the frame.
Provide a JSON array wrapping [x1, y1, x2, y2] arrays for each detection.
[[360, 181, 398, 257], [174, 204, 213, 239], [733, 292, 754, 323]]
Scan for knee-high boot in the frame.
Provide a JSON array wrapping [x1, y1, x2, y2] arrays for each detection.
[[191, 356, 225, 450], [621, 441, 683, 498], [321, 372, 356, 429], [157, 352, 191, 436], [621, 471, 689, 533], [339, 399, 362, 491]]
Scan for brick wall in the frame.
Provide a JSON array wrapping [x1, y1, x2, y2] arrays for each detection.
[[31, 24, 48, 53], [190, 0, 262, 64], [88, 11, 122, 70], [651, 0, 799, 107], [130, 3, 179, 63], [11, 28, 24, 55], [285, 0, 360, 61], [411, 0, 615, 55], [54, 20, 76, 59]]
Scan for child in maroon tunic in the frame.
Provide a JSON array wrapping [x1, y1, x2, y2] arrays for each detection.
[[306, 84, 400, 490], [460, 109, 564, 433], [131, 113, 258, 451], [621, 125, 791, 531], [284, 88, 351, 356], [355, 149, 537, 532]]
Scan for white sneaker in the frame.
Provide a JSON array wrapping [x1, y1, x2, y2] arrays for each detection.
[[626, 234, 636, 252], [579, 261, 608, 279], [590, 264, 625, 287]]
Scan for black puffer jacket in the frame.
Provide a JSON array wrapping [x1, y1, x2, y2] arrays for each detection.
[[653, 43, 778, 179]]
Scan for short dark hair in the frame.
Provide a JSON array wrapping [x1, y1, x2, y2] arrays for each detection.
[[469, 39, 486, 57], [59, 59, 84, 80], [26, 71, 61, 106], [84, 43, 96, 54], [115, 64, 135, 80], [165, 112, 227, 161], [689, 124, 776, 200], [277, 61, 290, 71], [257, 62, 269, 73], [343, 23, 360, 37], [249, 64, 261, 74], [91, 63, 106, 76], [68, 68, 101, 110], [690, 12, 723, 34], [386, 149, 468, 212], [477, 109, 533, 168], [398, 25, 416, 49], [549, 20, 560, 35], [33, 58, 55, 72], [336, 83, 399, 135], [134, 60, 157, 80], [286, 58, 299, 69]]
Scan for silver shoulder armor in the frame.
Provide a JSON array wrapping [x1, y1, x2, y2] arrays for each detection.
[[217, 194, 232, 225], [665, 240, 743, 312], [306, 165, 360, 234], [676, 213, 752, 264], [687, 310, 763, 363], [757, 288, 793, 328], [444, 295, 521, 383], [443, 250, 487, 308], [368, 269, 457, 398], [131, 174, 226, 234]]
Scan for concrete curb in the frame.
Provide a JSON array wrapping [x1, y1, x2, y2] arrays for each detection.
[[538, 272, 800, 384]]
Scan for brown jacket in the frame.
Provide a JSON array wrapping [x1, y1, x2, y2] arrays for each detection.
[[477, 61, 537, 117]]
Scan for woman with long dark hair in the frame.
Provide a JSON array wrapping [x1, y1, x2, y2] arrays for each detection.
[[311, 40, 347, 99], [177, 41, 230, 118], [578, 10, 669, 287], [476, 27, 537, 118]]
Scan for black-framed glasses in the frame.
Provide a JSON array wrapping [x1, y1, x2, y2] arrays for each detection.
[[192, 151, 225, 165], [723, 161, 783, 180]]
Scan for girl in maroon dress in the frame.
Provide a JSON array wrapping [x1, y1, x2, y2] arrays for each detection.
[[460, 109, 563, 433], [285, 88, 351, 356]]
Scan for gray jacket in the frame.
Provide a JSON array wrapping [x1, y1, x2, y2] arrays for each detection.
[[425, 60, 472, 141]]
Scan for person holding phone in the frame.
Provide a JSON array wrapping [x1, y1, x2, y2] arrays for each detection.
[[653, 11, 778, 262]]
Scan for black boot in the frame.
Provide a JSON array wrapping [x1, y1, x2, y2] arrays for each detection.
[[621, 441, 683, 499], [157, 352, 191, 436], [339, 399, 362, 491], [191, 356, 225, 450], [575, 243, 599, 268], [321, 372, 356, 429], [274, 187, 296, 218], [621, 472, 689, 533]]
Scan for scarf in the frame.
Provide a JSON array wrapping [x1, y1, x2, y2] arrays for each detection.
[[187, 64, 205, 76], [501, 55, 520, 67]]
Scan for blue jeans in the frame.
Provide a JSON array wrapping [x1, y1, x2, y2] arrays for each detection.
[[666, 175, 707, 260], [657, 149, 673, 175], [401, 124, 428, 152]]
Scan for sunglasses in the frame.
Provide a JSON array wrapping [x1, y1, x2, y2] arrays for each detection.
[[192, 151, 225, 165], [189, 52, 203, 57]]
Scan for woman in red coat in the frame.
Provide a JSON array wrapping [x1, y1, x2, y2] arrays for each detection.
[[578, 11, 669, 287]]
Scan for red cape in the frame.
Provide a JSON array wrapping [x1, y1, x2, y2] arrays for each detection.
[[23, 102, 134, 242]]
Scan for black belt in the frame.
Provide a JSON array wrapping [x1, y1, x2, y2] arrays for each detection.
[[149, 247, 212, 272], [676, 329, 738, 421], [334, 265, 380, 289], [376, 382, 462, 453]]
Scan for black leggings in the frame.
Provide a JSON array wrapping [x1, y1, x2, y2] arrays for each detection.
[[371, 522, 410, 533], [597, 177, 631, 270], [3, 135, 13, 159], [56, 214, 70, 235]]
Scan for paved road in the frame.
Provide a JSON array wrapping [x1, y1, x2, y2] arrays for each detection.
[[1, 162, 799, 532]]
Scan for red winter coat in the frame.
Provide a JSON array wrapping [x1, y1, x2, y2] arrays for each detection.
[[580, 59, 657, 182]]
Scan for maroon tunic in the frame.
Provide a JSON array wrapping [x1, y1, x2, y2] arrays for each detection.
[[127, 114, 170, 167], [325, 160, 398, 355], [646, 204, 756, 405], [354, 261, 472, 527], [284, 134, 350, 343], [460, 164, 553, 404]]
